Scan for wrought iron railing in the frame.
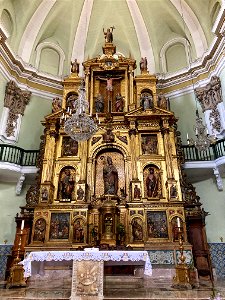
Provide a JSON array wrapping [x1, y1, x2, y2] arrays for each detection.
[[182, 139, 225, 161], [0, 144, 39, 166]]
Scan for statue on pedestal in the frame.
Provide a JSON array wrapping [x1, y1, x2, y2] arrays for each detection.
[[103, 156, 118, 195]]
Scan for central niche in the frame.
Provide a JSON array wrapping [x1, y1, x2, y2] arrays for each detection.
[[95, 149, 125, 196]]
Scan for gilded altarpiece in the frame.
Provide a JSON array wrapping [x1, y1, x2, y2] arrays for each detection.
[[26, 38, 190, 256]]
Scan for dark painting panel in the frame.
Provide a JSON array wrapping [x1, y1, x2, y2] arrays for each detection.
[[49, 212, 70, 240], [147, 211, 168, 239]]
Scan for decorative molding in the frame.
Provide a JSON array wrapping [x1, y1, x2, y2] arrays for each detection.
[[213, 167, 223, 191], [35, 41, 65, 76], [16, 173, 26, 195], [160, 37, 191, 74]]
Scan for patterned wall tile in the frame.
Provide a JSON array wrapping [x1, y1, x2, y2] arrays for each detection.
[[209, 243, 225, 278], [0, 245, 12, 280]]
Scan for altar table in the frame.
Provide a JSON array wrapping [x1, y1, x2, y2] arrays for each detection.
[[21, 250, 152, 278], [21, 250, 152, 299]]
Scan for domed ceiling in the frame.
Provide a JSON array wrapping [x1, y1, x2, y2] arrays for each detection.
[[0, 0, 221, 78]]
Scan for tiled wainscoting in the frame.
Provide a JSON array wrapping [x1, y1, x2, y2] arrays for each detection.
[[0, 244, 12, 280], [209, 243, 225, 278]]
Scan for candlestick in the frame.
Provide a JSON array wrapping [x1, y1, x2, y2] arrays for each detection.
[[21, 220, 24, 230]]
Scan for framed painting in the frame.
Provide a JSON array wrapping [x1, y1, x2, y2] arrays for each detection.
[[146, 211, 168, 239], [49, 212, 70, 240]]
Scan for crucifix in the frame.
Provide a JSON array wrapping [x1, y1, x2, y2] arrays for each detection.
[[97, 74, 123, 112]]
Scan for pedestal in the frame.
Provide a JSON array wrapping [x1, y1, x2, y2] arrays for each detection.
[[71, 260, 104, 300], [172, 263, 192, 290]]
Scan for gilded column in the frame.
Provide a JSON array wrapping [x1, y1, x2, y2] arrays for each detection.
[[129, 128, 138, 180], [129, 65, 134, 106], [162, 118, 174, 179], [42, 124, 58, 183], [79, 140, 88, 182]]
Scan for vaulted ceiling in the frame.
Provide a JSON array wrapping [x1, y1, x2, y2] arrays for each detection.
[[0, 0, 222, 77]]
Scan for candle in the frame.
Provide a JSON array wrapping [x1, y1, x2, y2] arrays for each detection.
[[177, 217, 181, 228], [187, 133, 189, 145], [21, 220, 25, 230]]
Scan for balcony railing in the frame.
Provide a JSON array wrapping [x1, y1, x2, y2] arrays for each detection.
[[0, 139, 225, 167], [0, 144, 39, 166], [182, 139, 225, 161]]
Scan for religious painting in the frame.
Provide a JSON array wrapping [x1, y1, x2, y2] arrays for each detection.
[[141, 134, 158, 155], [143, 165, 162, 198], [95, 150, 125, 196], [131, 217, 143, 242], [146, 211, 168, 239], [73, 218, 85, 243], [49, 212, 70, 240], [58, 167, 76, 201], [62, 137, 78, 156]]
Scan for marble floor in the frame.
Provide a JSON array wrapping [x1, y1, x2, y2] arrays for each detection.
[[0, 277, 225, 300]]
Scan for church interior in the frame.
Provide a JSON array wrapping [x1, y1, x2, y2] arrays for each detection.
[[0, 0, 225, 299]]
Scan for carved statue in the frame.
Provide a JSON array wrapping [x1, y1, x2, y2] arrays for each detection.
[[52, 97, 62, 113], [73, 219, 84, 243], [71, 59, 79, 74], [134, 185, 141, 199], [77, 186, 84, 200], [146, 167, 159, 197], [170, 184, 177, 198], [140, 92, 153, 110], [97, 75, 123, 101], [103, 156, 118, 195], [103, 26, 115, 43], [41, 188, 48, 201], [115, 93, 124, 112], [140, 57, 148, 72], [59, 168, 75, 200], [158, 93, 169, 110], [95, 93, 104, 113], [102, 128, 115, 143]]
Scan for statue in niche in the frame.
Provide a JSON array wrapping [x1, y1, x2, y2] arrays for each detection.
[[140, 57, 148, 72], [141, 135, 158, 155], [158, 93, 169, 110], [115, 93, 124, 112], [62, 137, 78, 156], [33, 218, 46, 242], [134, 185, 141, 199], [103, 26, 115, 43], [132, 218, 143, 241], [103, 156, 118, 195], [71, 59, 79, 74], [140, 92, 153, 110], [170, 184, 177, 198], [102, 128, 115, 143], [41, 188, 48, 201], [66, 94, 77, 110], [73, 219, 84, 243], [146, 167, 159, 198], [59, 168, 75, 200], [95, 93, 104, 113], [77, 186, 84, 200], [52, 97, 62, 113]]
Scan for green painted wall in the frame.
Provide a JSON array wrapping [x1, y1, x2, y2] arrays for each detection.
[[0, 182, 29, 244], [170, 91, 197, 144], [17, 95, 51, 149], [194, 178, 225, 243]]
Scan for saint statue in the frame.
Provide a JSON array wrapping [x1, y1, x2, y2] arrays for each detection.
[[71, 59, 79, 74], [103, 26, 115, 43], [134, 185, 141, 199], [103, 156, 118, 195], [95, 93, 104, 113], [115, 93, 124, 112], [140, 57, 148, 72], [146, 167, 158, 197], [141, 92, 153, 110]]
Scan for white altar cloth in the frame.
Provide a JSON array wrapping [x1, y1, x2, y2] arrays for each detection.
[[21, 250, 152, 278]]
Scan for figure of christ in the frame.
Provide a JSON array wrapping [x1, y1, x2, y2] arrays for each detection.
[[97, 75, 123, 107]]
